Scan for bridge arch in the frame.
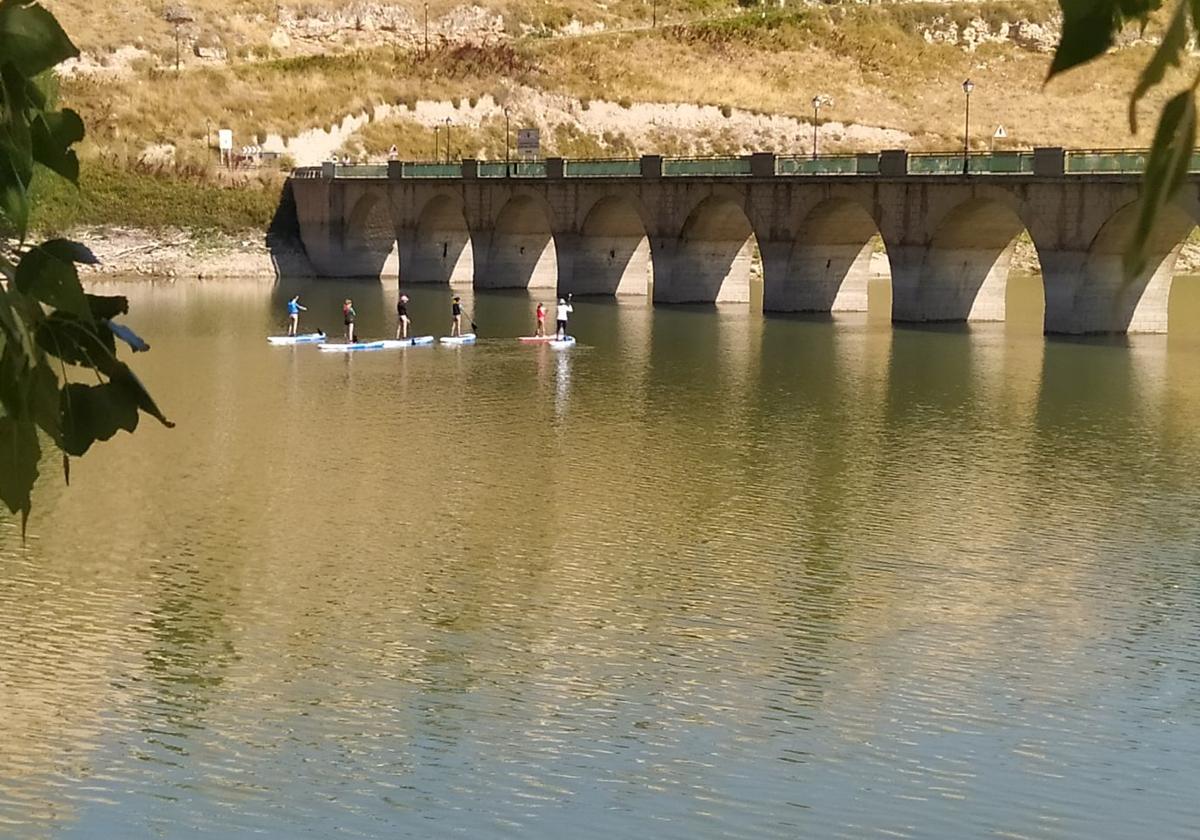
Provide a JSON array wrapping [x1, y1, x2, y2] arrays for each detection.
[[900, 196, 1044, 324], [771, 197, 891, 314], [658, 195, 763, 305], [408, 193, 474, 286], [1071, 201, 1194, 333], [344, 192, 399, 279], [567, 196, 654, 296], [479, 193, 558, 290]]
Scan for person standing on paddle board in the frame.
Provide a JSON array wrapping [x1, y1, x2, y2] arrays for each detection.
[[396, 294, 410, 339], [286, 295, 306, 336], [535, 302, 547, 337], [450, 296, 463, 337], [343, 298, 357, 342], [555, 295, 573, 340]]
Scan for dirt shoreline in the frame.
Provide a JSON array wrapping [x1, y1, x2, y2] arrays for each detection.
[[72, 226, 313, 280]]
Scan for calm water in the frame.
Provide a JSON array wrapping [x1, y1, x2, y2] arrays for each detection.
[[2, 277, 1200, 839]]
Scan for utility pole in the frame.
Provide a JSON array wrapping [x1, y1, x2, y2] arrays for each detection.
[[163, 6, 194, 72], [504, 107, 511, 177], [962, 78, 974, 175]]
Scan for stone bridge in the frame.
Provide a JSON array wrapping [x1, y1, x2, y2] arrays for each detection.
[[288, 151, 1200, 334]]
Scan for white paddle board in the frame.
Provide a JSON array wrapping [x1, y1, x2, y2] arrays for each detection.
[[268, 333, 325, 345]]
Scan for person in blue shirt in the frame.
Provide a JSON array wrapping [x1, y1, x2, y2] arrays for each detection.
[[286, 295, 306, 336]]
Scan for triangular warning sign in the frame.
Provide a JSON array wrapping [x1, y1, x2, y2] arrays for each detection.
[[994, 125, 1007, 138]]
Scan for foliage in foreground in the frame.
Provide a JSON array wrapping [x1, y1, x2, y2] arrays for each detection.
[[1051, 0, 1200, 277], [0, 0, 172, 530]]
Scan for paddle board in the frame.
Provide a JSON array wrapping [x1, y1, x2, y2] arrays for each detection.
[[268, 333, 326, 345], [549, 336, 577, 348], [439, 333, 477, 345], [518, 335, 556, 344], [383, 335, 434, 348], [319, 340, 387, 352]]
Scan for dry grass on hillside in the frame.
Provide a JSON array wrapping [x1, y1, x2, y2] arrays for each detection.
[[59, 1, 1186, 168]]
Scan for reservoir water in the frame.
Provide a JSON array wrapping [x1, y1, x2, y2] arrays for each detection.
[[2, 277, 1199, 839]]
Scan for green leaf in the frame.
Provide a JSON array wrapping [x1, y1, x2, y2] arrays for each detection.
[[1128, 1, 1188, 132], [1050, 0, 1163, 79], [1125, 89, 1196, 279], [0, 155, 30, 236], [86, 294, 129, 320], [109, 362, 174, 429], [15, 239, 91, 319], [0, 285, 39, 365], [30, 108, 84, 184], [0, 415, 39, 526], [0, 0, 80, 77], [59, 381, 139, 457], [29, 358, 59, 443], [36, 311, 117, 372]]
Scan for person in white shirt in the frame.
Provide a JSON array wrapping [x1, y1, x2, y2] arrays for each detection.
[[555, 295, 573, 339]]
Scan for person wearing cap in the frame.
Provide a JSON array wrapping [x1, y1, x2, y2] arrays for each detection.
[[395, 293, 411, 339], [286, 294, 306, 336], [342, 298, 357, 342], [450, 295, 463, 337], [555, 294, 573, 340]]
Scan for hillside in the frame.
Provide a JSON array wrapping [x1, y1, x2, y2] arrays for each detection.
[[32, 0, 1187, 233]]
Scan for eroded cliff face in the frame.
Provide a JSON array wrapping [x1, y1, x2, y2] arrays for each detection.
[[54, 1, 1079, 77]]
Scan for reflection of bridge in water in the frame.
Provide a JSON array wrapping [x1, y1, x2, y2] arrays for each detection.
[[288, 149, 1200, 334]]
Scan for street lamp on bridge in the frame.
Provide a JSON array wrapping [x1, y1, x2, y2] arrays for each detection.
[[445, 117, 452, 164], [504, 106, 511, 177], [962, 78, 975, 175], [810, 94, 830, 160]]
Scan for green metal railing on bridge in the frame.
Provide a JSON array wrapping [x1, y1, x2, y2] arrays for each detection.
[[478, 161, 548, 178], [398, 162, 462, 178], [907, 151, 1035, 174], [776, 154, 879, 175], [306, 148, 1174, 181], [663, 156, 752, 176], [564, 159, 642, 177], [334, 164, 388, 178]]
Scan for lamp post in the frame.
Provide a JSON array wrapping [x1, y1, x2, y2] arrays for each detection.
[[424, 2, 429, 55], [962, 78, 974, 175], [504, 107, 511, 177], [433, 125, 439, 162], [445, 117, 452, 164], [811, 95, 821, 160], [652, 0, 658, 28]]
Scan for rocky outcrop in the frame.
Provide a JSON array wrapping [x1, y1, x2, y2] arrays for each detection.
[[922, 15, 1061, 52]]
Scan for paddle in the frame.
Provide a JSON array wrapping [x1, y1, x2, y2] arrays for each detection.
[[462, 305, 478, 334]]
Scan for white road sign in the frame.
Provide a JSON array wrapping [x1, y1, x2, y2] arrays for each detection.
[[516, 128, 540, 158]]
